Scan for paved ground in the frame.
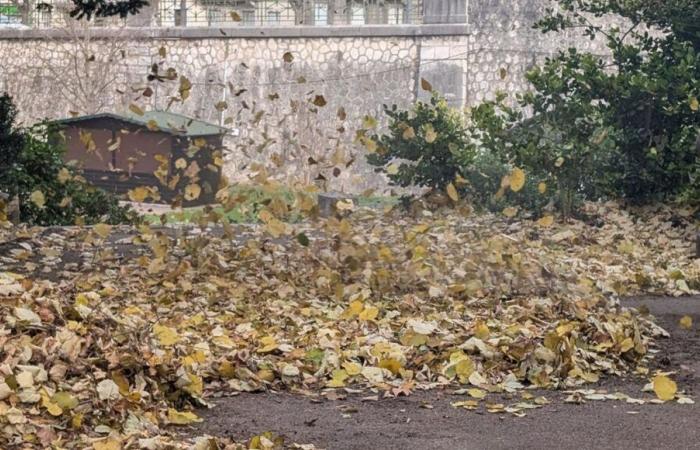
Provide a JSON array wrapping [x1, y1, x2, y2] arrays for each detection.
[[194, 296, 700, 450]]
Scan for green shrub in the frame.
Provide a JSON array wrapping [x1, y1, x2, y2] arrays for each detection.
[[0, 94, 137, 226], [0, 93, 24, 181], [363, 92, 555, 215], [367, 0, 700, 214], [365, 93, 472, 190], [461, 150, 551, 215], [529, 0, 700, 204]]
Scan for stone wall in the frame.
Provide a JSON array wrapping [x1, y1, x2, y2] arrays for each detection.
[[0, 26, 466, 191], [0, 0, 622, 193], [466, 0, 613, 105]]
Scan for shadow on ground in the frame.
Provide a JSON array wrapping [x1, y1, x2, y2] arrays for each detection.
[[192, 297, 700, 450]]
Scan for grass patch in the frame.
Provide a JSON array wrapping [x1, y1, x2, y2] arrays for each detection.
[[142, 185, 398, 225]]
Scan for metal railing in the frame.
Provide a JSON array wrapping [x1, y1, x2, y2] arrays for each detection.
[[1, 0, 426, 28], [157, 0, 423, 27]]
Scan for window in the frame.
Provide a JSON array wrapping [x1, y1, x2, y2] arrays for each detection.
[[387, 4, 404, 24], [314, 2, 328, 25], [207, 8, 226, 25], [0, 3, 21, 24], [174, 8, 183, 26], [241, 10, 255, 25], [156, 0, 176, 26], [351, 4, 364, 25], [266, 10, 280, 25]]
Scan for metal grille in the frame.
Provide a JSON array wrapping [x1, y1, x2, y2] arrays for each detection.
[[6, 0, 427, 28], [156, 0, 423, 27], [0, 2, 23, 26], [156, 0, 422, 27], [1, 0, 99, 28]]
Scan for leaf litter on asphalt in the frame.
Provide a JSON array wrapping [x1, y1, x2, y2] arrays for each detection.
[[0, 199, 698, 448]]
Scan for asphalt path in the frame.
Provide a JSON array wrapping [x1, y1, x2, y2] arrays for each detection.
[[194, 296, 700, 450]]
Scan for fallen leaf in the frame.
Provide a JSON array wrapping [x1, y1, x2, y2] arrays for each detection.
[[652, 375, 677, 401], [30, 190, 46, 208], [679, 315, 692, 330], [167, 408, 202, 425]]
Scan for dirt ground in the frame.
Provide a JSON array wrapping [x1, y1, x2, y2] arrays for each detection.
[[193, 296, 700, 450]]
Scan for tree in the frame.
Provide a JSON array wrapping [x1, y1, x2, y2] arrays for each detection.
[[516, 0, 700, 203], [31, 15, 131, 115], [0, 93, 25, 188], [66, 0, 148, 20]]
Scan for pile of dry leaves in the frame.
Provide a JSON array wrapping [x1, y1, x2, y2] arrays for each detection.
[[0, 200, 697, 448]]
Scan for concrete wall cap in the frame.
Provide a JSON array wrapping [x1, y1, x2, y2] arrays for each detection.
[[0, 24, 469, 40]]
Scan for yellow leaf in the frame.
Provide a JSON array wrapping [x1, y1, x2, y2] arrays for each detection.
[[344, 300, 364, 318], [690, 96, 699, 112], [446, 183, 459, 202], [183, 373, 203, 396], [93, 223, 112, 239], [51, 392, 78, 410], [359, 306, 379, 321], [455, 358, 475, 382], [184, 184, 201, 201], [327, 369, 349, 387], [57, 167, 72, 183], [509, 168, 526, 192], [41, 390, 63, 416], [652, 375, 677, 401], [336, 199, 354, 211], [30, 190, 46, 208], [538, 182, 547, 194], [679, 315, 692, 330], [474, 321, 489, 340], [363, 138, 378, 153], [502, 206, 518, 218], [402, 126, 415, 140], [265, 218, 287, 238], [93, 437, 122, 450], [146, 120, 159, 131], [167, 408, 202, 425], [467, 388, 487, 399], [362, 115, 378, 129], [218, 361, 236, 378], [128, 186, 149, 203], [343, 361, 362, 376], [179, 76, 192, 100], [379, 358, 402, 375], [424, 124, 438, 144], [258, 335, 278, 353], [452, 400, 479, 410], [129, 103, 144, 116], [536, 215, 554, 228], [386, 164, 399, 175], [71, 412, 83, 429], [619, 337, 634, 353], [175, 158, 187, 169], [555, 157, 565, 168], [153, 324, 180, 346]]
